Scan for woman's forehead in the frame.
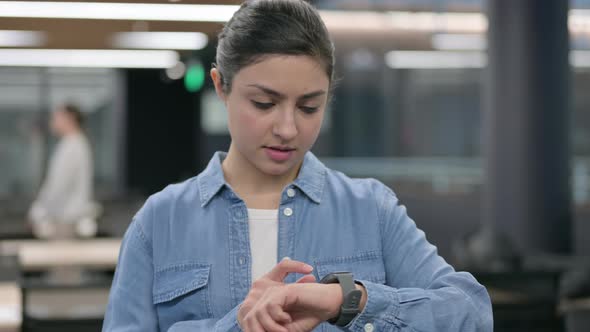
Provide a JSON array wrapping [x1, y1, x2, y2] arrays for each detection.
[[233, 55, 330, 94]]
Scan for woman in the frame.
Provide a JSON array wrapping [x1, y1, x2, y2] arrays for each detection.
[[28, 103, 99, 238], [103, 0, 493, 331]]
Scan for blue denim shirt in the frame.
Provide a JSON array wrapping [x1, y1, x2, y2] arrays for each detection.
[[103, 151, 493, 332]]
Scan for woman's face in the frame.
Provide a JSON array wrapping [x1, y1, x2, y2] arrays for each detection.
[[215, 55, 330, 177], [50, 109, 72, 137]]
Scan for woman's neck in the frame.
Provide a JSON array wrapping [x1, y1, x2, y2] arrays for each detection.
[[222, 144, 300, 208]]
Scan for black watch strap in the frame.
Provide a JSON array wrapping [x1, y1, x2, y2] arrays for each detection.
[[319, 272, 362, 327]]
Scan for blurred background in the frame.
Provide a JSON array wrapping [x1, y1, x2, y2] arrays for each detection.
[[0, 0, 589, 331]]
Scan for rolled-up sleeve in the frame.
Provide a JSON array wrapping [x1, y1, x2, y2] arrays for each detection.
[[346, 184, 493, 331]]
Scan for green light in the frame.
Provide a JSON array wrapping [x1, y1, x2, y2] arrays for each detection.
[[184, 62, 205, 92]]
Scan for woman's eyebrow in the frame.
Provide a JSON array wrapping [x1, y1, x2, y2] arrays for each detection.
[[299, 90, 326, 100], [246, 84, 326, 100]]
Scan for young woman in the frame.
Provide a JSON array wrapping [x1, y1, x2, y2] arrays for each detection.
[[103, 1, 493, 331]]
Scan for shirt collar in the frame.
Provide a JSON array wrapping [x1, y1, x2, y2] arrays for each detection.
[[292, 151, 326, 204], [197, 151, 326, 207], [197, 151, 227, 207]]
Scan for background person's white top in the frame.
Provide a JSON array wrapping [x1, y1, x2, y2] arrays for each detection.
[[247, 208, 278, 282], [29, 132, 98, 224]]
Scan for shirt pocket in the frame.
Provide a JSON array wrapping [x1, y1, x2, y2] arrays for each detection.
[[314, 251, 386, 284], [153, 263, 213, 325]]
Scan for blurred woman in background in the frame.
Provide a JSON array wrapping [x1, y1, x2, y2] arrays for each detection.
[[28, 103, 100, 238]]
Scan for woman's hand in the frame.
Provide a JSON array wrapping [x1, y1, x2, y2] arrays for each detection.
[[244, 281, 368, 332], [238, 258, 316, 331]]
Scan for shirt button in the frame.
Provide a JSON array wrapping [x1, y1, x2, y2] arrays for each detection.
[[287, 188, 296, 198], [239, 257, 246, 265], [283, 207, 293, 217], [364, 323, 374, 332]]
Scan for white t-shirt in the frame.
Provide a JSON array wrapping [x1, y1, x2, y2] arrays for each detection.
[[247, 209, 278, 282]]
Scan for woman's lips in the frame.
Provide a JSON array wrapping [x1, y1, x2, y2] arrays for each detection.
[[264, 146, 295, 162]]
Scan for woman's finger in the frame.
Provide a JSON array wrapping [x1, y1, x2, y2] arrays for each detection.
[[255, 304, 288, 332], [265, 258, 313, 282], [268, 302, 292, 324], [244, 313, 266, 332]]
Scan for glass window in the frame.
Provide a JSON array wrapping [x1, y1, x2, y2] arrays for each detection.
[[0, 68, 122, 202]]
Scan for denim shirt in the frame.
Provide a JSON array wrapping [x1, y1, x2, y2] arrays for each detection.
[[103, 151, 493, 332]]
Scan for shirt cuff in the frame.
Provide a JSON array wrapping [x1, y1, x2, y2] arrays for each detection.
[[345, 280, 400, 332]]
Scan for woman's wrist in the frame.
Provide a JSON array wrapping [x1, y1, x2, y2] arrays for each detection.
[[324, 283, 344, 320]]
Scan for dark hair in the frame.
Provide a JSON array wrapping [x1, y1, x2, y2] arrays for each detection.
[[62, 103, 84, 127], [214, 0, 335, 94]]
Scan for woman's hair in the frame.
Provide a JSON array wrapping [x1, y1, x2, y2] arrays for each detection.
[[214, 0, 335, 94], [62, 103, 84, 127]]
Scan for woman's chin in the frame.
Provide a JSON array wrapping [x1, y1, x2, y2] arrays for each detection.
[[261, 165, 292, 177], [258, 159, 298, 177]]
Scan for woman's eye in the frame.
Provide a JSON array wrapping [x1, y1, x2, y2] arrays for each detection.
[[252, 101, 274, 110], [300, 106, 319, 114]]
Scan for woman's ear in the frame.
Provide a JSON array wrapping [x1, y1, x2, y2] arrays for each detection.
[[210, 68, 227, 103]]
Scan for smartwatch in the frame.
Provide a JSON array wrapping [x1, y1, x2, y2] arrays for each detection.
[[319, 272, 362, 327]]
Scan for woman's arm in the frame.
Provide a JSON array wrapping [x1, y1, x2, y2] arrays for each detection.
[[236, 183, 492, 332], [344, 184, 493, 331], [102, 204, 242, 332], [102, 220, 159, 331]]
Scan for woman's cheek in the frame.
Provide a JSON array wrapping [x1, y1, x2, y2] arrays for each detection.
[[228, 106, 259, 138], [240, 110, 270, 136], [300, 119, 322, 143]]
